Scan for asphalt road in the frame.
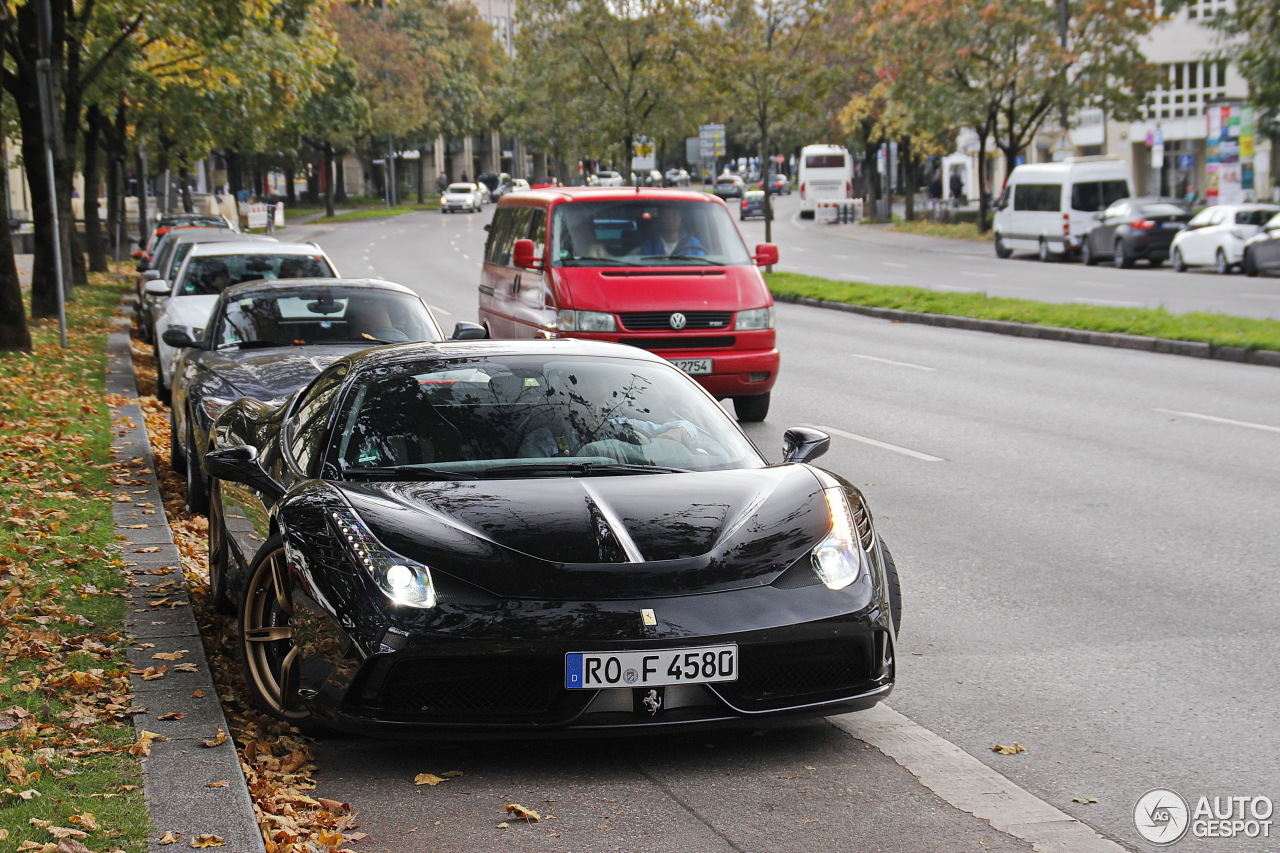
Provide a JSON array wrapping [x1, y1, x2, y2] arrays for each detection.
[[287, 201, 1280, 852], [741, 196, 1280, 320]]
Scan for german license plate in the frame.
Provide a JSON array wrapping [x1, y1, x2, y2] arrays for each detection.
[[669, 358, 713, 375], [565, 645, 738, 689]]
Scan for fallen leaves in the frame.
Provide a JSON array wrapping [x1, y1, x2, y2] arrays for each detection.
[[990, 743, 1027, 755], [1073, 796, 1098, 804], [505, 803, 542, 823]]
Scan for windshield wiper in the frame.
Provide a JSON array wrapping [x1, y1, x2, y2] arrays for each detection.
[[638, 255, 724, 265], [480, 461, 689, 477], [561, 257, 638, 266], [216, 339, 288, 350], [342, 465, 477, 481]]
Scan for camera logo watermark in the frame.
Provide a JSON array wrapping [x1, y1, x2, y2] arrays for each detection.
[[1134, 788, 1274, 845], [1135, 789, 1190, 845]]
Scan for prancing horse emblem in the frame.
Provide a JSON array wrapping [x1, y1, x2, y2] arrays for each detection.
[[669, 312, 687, 330], [643, 689, 663, 715], [641, 608, 657, 626]]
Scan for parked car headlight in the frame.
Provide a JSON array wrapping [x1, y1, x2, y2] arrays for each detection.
[[199, 395, 237, 424], [557, 309, 616, 332], [328, 508, 436, 608], [737, 307, 775, 330], [810, 487, 868, 591]]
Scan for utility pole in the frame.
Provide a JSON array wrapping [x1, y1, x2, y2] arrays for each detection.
[[35, 0, 66, 346]]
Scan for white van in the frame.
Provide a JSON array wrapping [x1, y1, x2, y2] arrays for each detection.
[[798, 144, 853, 218], [993, 157, 1132, 261]]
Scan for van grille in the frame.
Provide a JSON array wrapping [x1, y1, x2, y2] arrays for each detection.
[[620, 311, 733, 331]]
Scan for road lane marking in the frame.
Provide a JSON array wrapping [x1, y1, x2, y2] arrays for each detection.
[[1154, 408, 1280, 434], [461, 254, 471, 261], [844, 353, 935, 371], [831, 254, 849, 260], [1241, 292, 1280, 300], [832, 706, 1126, 853], [882, 261, 907, 268], [960, 270, 995, 278], [429, 304, 453, 315], [1073, 280, 1122, 288], [1072, 298, 1143, 307], [808, 424, 945, 462]]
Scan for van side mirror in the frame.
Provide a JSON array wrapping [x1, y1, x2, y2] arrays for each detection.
[[204, 445, 285, 501], [753, 243, 779, 266], [513, 238, 539, 270]]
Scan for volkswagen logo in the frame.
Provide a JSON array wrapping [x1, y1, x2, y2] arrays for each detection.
[[669, 312, 687, 330]]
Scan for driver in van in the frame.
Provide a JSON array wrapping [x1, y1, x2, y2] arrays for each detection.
[[635, 206, 706, 257]]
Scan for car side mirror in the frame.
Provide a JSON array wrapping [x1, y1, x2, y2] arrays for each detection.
[[782, 427, 829, 464], [513, 238, 540, 270], [143, 269, 161, 281], [753, 243, 779, 266], [203, 445, 285, 501], [144, 279, 171, 296], [161, 327, 201, 349], [450, 321, 487, 341]]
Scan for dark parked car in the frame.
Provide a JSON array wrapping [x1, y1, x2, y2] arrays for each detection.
[[759, 174, 792, 195], [713, 174, 746, 200], [203, 340, 900, 735], [739, 189, 772, 221], [164, 277, 483, 514], [1243, 212, 1280, 278], [1081, 198, 1191, 268]]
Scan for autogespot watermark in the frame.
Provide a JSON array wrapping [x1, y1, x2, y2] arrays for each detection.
[[1134, 788, 1273, 845]]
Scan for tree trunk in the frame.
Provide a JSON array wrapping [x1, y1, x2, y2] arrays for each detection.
[[416, 151, 424, 205], [334, 155, 347, 203], [0, 70, 31, 351], [901, 135, 916, 222], [324, 145, 335, 218], [284, 167, 297, 206], [13, 88, 62, 318], [83, 105, 108, 272]]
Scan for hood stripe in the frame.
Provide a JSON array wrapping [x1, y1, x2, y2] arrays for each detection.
[[580, 481, 645, 563]]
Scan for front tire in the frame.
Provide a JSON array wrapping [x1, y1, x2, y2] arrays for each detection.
[[168, 407, 186, 473], [994, 234, 1012, 259], [185, 421, 209, 515], [881, 543, 902, 635], [207, 480, 234, 614], [1082, 239, 1097, 266], [1172, 247, 1187, 272], [1243, 249, 1259, 277], [240, 536, 318, 730], [1215, 248, 1232, 275], [155, 353, 171, 404], [733, 392, 770, 423], [1115, 241, 1134, 269]]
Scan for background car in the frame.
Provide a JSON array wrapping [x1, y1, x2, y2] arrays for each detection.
[[441, 182, 483, 213], [134, 212, 239, 263], [1080, 197, 1191, 268], [530, 176, 560, 189], [714, 174, 746, 199], [664, 168, 691, 187], [760, 174, 792, 195], [136, 230, 278, 343], [505, 178, 531, 194], [203, 340, 899, 735], [642, 169, 664, 186], [1170, 203, 1280, 274], [593, 170, 625, 187], [1242, 212, 1280, 277], [739, 189, 772, 221], [476, 172, 503, 199], [164, 277, 482, 517], [150, 242, 339, 403]]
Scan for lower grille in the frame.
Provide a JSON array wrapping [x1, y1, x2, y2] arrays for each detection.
[[714, 638, 874, 711], [628, 336, 735, 351]]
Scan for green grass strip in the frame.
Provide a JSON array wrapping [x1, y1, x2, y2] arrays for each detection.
[[767, 271, 1280, 352], [0, 271, 150, 852], [318, 202, 441, 223]]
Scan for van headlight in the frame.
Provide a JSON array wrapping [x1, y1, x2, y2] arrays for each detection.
[[557, 309, 616, 332], [737, 307, 774, 330], [810, 487, 868, 590], [328, 508, 436, 608]]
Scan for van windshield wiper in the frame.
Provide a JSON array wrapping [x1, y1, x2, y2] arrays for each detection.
[[639, 255, 724, 265], [561, 257, 638, 266]]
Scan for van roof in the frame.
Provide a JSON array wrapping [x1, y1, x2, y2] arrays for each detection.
[[496, 186, 721, 205], [1007, 157, 1130, 181]]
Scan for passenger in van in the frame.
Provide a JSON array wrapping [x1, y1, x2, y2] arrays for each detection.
[[635, 206, 706, 257]]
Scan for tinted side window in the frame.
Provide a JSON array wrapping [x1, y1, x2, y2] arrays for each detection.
[[1072, 180, 1128, 212], [1015, 183, 1061, 212], [484, 206, 534, 266], [528, 209, 547, 263], [288, 370, 346, 476]]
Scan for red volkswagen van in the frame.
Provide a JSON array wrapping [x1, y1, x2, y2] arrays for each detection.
[[478, 187, 779, 421]]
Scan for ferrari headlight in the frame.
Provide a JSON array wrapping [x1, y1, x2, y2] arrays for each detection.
[[737, 307, 775, 330], [556, 309, 616, 332], [200, 395, 236, 424], [328, 508, 436, 608], [810, 487, 868, 590]]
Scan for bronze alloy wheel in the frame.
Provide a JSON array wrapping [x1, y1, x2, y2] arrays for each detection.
[[240, 537, 310, 725]]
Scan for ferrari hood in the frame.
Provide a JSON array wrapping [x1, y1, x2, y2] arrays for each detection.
[[201, 345, 363, 401], [343, 465, 830, 599]]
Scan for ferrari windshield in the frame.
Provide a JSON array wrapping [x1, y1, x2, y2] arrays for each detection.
[[331, 355, 764, 477], [212, 288, 440, 348], [552, 200, 752, 267]]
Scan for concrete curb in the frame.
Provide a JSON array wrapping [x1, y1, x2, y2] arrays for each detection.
[[778, 295, 1280, 368], [106, 308, 267, 853]]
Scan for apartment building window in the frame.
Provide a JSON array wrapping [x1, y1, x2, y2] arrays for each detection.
[[1145, 61, 1228, 119], [1185, 0, 1231, 19]]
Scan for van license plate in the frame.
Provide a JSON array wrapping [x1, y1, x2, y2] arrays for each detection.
[[670, 358, 712, 375], [565, 645, 738, 689]]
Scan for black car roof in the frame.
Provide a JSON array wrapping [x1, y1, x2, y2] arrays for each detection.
[[218, 277, 418, 301], [330, 338, 670, 377]]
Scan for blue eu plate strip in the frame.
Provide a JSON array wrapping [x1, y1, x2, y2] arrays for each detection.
[[565, 653, 583, 689]]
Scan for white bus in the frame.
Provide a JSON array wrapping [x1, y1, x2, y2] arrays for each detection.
[[798, 144, 853, 218]]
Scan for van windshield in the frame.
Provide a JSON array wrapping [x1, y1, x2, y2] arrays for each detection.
[[551, 200, 752, 267]]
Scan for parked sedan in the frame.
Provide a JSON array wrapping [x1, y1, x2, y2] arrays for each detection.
[[760, 174, 792, 195], [593, 170, 625, 187], [714, 175, 746, 199], [664, 168, 691, 187], [441, 182, 483, 213], [1242, 212, 1280, 277], [164, 277, 482, 516], [1080, 198, 1191, 268], [203, 340, 899, 736], [1170, 203, 1280, 274]]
